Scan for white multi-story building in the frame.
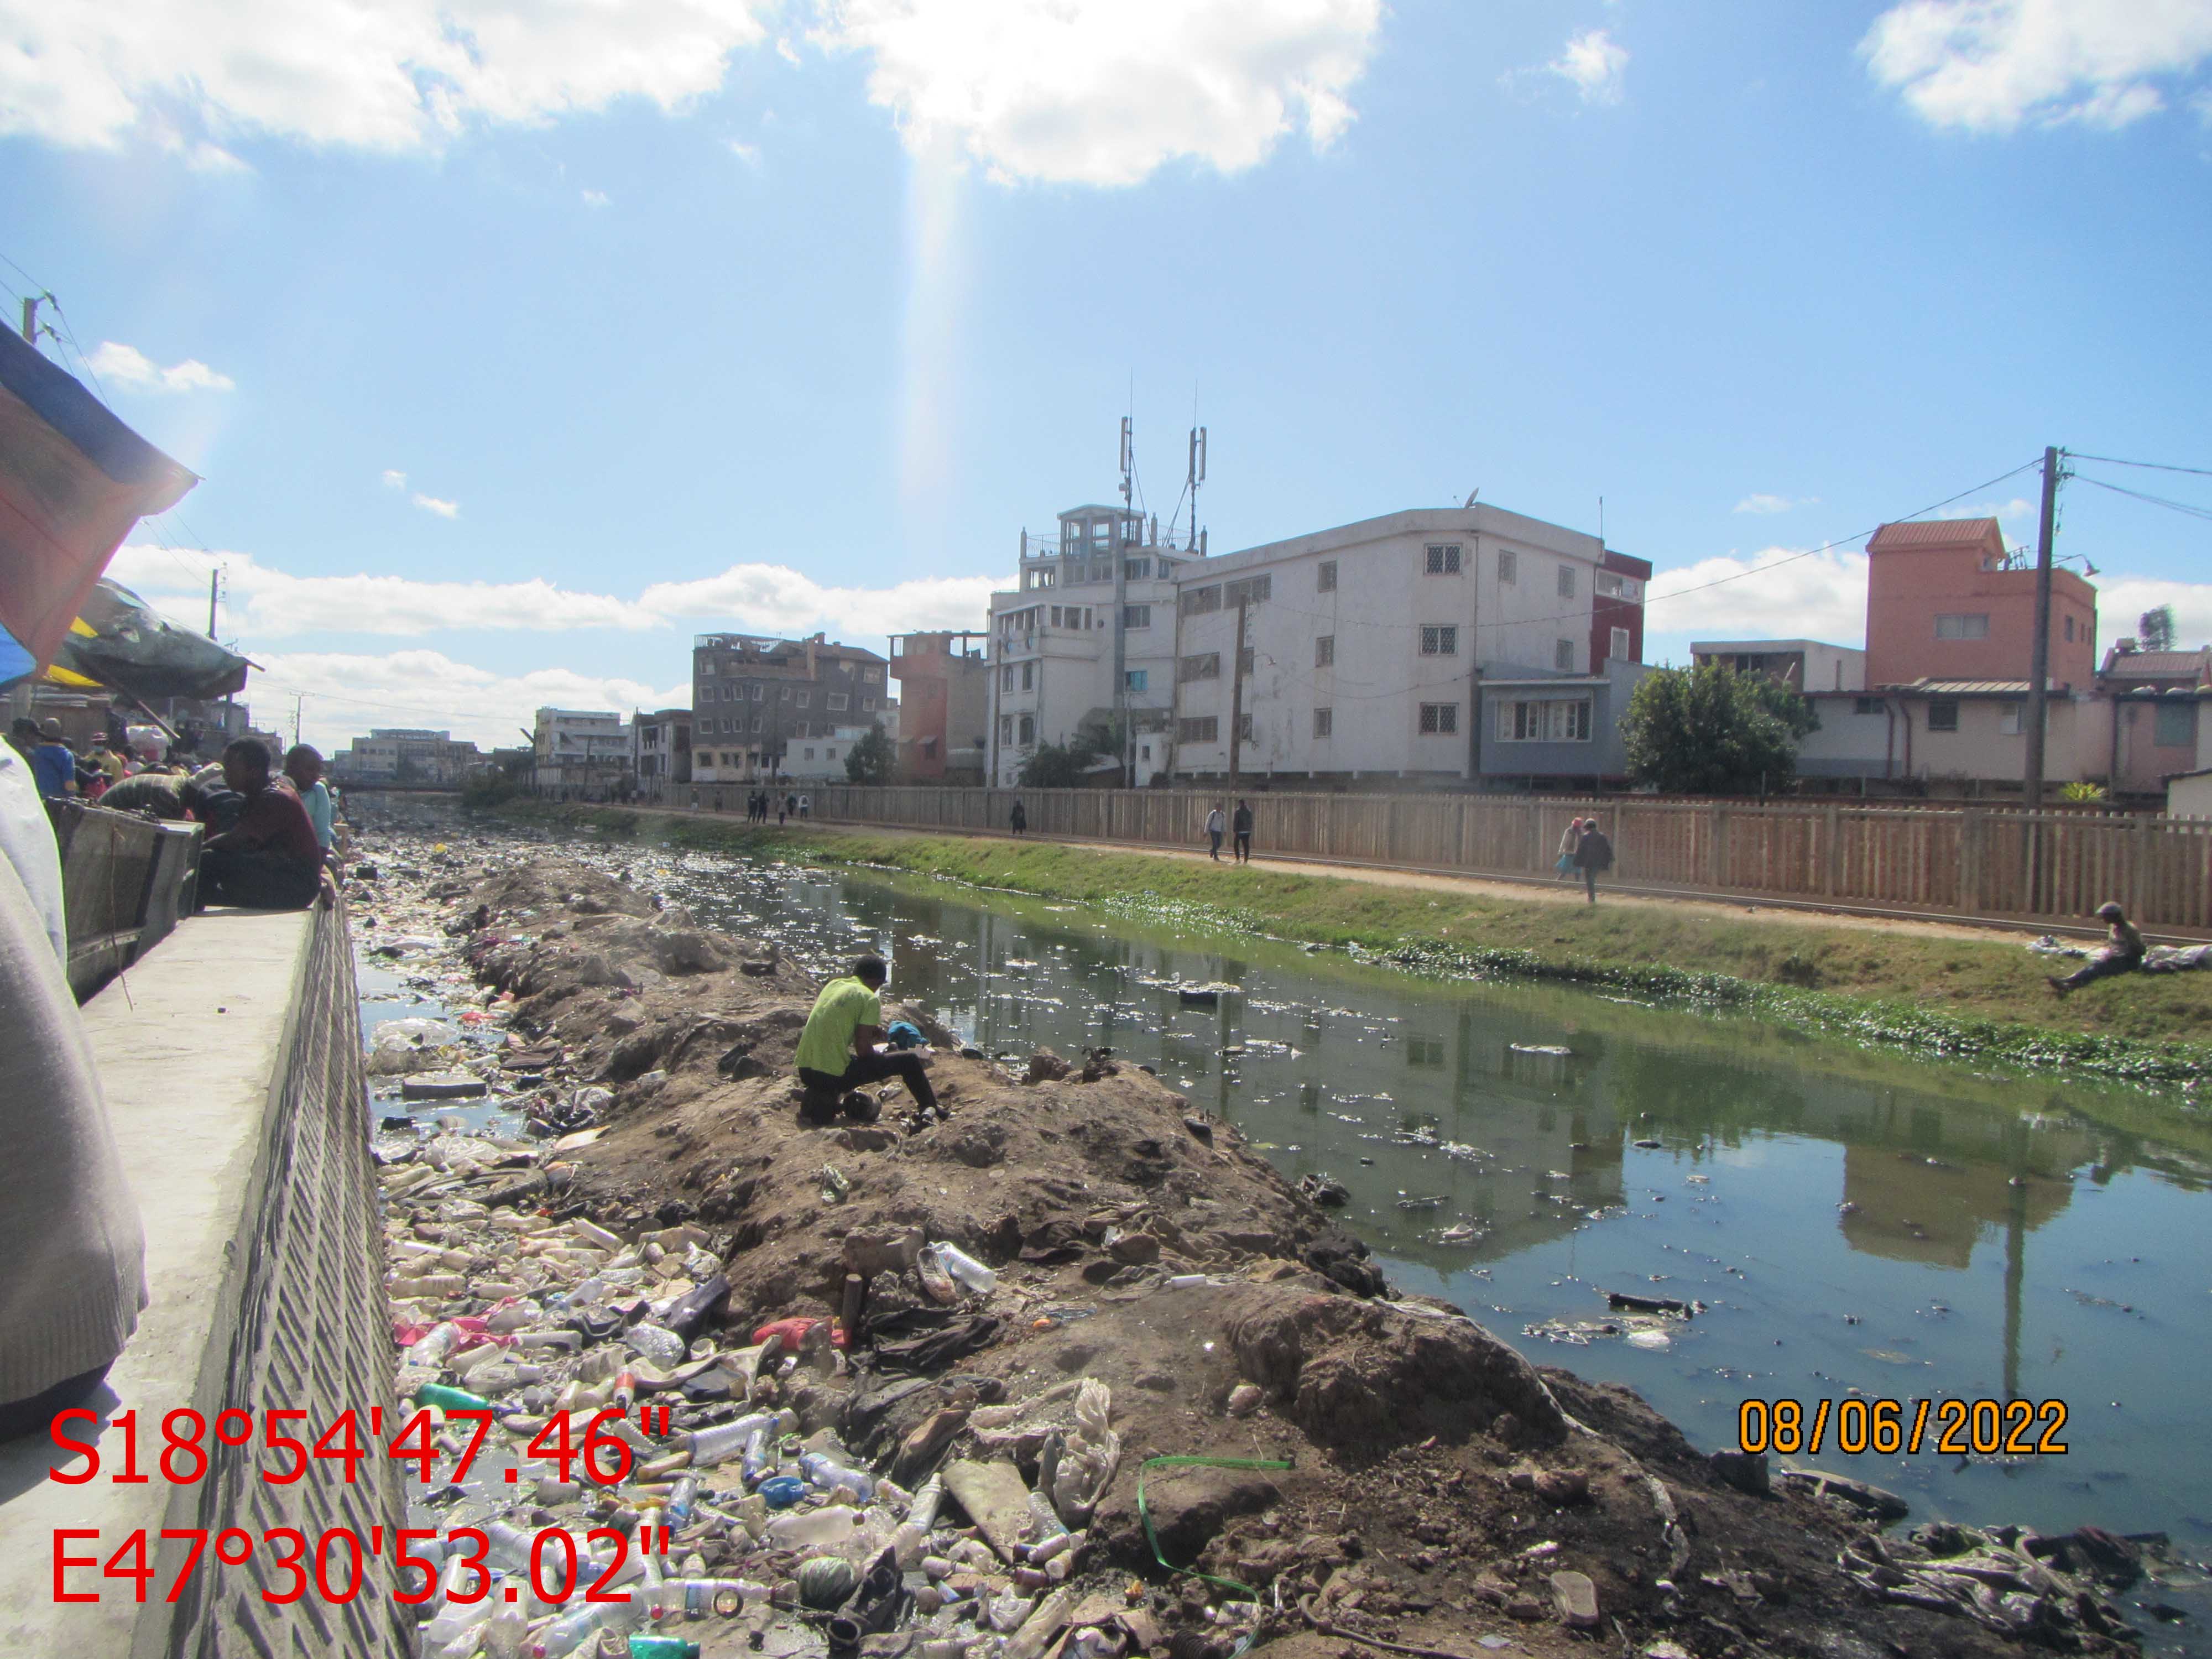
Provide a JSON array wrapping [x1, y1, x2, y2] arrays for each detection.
[[985, 504, 1198, 786], [531, 708, 632, 792], [1170, 506, 1649, 786]]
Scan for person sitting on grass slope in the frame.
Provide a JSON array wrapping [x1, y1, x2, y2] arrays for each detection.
[[2049, 901, 2146, 997]]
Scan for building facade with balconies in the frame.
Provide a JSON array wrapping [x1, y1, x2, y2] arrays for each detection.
[[690, 632, 889, 784]]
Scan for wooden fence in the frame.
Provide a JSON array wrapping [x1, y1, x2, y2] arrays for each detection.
[[665, 783, 2212, 933]]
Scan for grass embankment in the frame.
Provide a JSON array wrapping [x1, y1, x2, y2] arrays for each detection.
[[491, 803, 2212, 1083]]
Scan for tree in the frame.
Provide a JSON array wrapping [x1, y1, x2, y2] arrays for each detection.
[[1620, 664, 1815, 795], [2139, 604, 2177, 654], [1018, 741, 1097, 789], [843, 723, 895, 785]]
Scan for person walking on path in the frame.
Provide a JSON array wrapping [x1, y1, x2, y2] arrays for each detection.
[[1556, 817, 1584, 879], [1573, 817, 1614, 904], [1232, 799, 1254, 864], [1009, 799, 1027, 837], [794, 954, 942, 1124], [799, 792, 810, 821], [2049, 901, 2146, 995], [1204, 804, 1225, 860]]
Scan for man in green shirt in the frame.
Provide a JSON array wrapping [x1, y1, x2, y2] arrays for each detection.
[[795, 956, 941, 1123]]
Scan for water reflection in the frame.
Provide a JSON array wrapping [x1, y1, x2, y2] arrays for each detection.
[[640, 847, 2212, 1562]]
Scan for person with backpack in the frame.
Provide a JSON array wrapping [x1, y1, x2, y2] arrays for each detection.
[[1573, 817, 1615, 904]]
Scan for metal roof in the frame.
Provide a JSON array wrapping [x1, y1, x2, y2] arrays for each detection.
[[2102, 650, 2209, 679], [1865, 517, 2003, 552], [1887, 678, 2032, 696]]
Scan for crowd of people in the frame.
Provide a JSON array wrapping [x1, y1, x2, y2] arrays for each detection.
[[4, 717, 341, 914]]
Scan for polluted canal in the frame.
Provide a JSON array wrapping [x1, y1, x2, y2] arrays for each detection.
[[352, 814, 2212, 1657]]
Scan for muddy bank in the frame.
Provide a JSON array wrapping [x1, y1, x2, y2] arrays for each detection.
[[357, 829, 2163, 1659]]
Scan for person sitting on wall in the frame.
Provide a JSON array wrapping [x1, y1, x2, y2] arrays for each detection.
[[2049, 901, 2146, 996], [196, 739, 324, 911], [793, 954, 943, 1125], [283, 744, 335, 857]]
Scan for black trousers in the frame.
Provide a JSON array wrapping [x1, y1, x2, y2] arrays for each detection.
[[800, 1051, 937, 1113], [2053, 951, 2141, 991], [200, 848, 320, 910], [1234, 832, 1251, 860]]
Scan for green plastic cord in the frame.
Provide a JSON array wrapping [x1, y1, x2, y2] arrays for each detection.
[[1135, 1453, 1295, 1603]]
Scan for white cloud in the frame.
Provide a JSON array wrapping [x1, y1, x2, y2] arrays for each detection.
[[84, 340, 236, 393], [728, 138, 763, 165], [412, 493, 460, 518], [0, 0, 774, 153], [2095, 575, 2212, 650], [1733, 493, 1815, 515], [106, 543, 1006, 641], [1550, 28, 1630, 106], [1645, 545, 1872, 648], [254, 646, 691, 754], [581, 187, 610, 207], [812, 0, 1384, 185], [381, 469, 408, 489], [1863, 0, 2212, 132]]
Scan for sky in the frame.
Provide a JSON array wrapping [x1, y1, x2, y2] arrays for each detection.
[[5, 0, 2211, 753]]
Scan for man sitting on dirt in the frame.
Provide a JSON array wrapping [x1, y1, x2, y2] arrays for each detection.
[[2049, 901, 2146, 996], [795, 954, 942, 1125], [197, 739, 325, 911]]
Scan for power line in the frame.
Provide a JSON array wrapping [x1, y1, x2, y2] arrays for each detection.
[[2070, 474, 2212, 523], [2067, 452, 2212, 480]]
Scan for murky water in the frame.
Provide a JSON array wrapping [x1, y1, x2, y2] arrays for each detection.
[[612, 846, 2212, 1573]]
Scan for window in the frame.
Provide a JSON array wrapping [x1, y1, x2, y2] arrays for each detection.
[[862, 697, 876, 711], [803, 747, 816, 760], [780, 686, 793, 702], [2156, 702, 2198, 748], [1420, 624, 1458, 656], [1927, 700, 1960, 732], [1125, 557, 1151, 581], [1498, 549, 1517, 585], [1225, 573, 1271, 606], [827, 692, 850, 711], [1178, 716, 1219, 743], [1124, 604, 1151, 629], [1181, 585, 1222, 616], [1179, 652, 1221, 682], [1050, 606, 1063, 628], [1315, 634, 1335, 667], [1935, 613, 1990, 640], [999, 716, 1013, 743], [752, 715, 765, 734], [1313, 707, 1333, 738], [796, 690, 810, 708], [1425, 543, 1462, 575], [1999, 704, 2023, 736], [1406, 1037, 1446, 1067], [1000, 664, 1014, 691], [826, 747, 838, 760], [1125, 670, 1148, 693], [1609, 626, 1632, 662], [2064, 615, 2077, 642], [1854, 696, 1884, 715], [1555, 638, 1575, 671], [1018, 715, 1036, 744], [1091, 520, 1110, 549], [1317, 559, 1337, 592], [751, 683, 765, 701], [1495, 698, 1592, 742], [1418, 702, 1458, 734], [1557, 564, 1577, 599], [1238, 645, 1255, 677], [1597, 570, 1638, 599], [1019, 664, 1033, 691], [864, 667, 881, 683], [1140, 743, 1151, 761]]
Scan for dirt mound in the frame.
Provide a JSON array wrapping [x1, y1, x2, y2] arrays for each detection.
[[361, 841, 2142, 1659]]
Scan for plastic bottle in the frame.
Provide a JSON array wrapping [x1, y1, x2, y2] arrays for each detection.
[[764, 1505, 857, 1549], [685, 1410, 788, 1467], [664, 1474, 701, 1527], [484, 1517, 538, 1575], [529, 1597, 640, 1658], [658, 1578, 763, 1616], [422, 1575, 492, 1650], [929, 1243, 998, 1295], [739, 1426, 768, 1485], [800, 1452, 875, 1500], [892, 1475, 945, 1567], [625, 1323, 686, 1369], [407, 1321, 464, 1368], [1163, 1274, 1208, 1290], [626, 1640, 701, 1659], [478, 1600, 531, 1659], [415, 1382, 494, 1413]]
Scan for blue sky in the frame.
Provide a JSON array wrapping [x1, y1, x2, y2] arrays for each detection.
[[5, 0, 2210, 750]]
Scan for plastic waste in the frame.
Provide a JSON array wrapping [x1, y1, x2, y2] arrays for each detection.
[[665, 1474, 700, 1525], [528, 1595, 640, 1658], [800, 1451, 877, 1500], [928, 1243, 998, 1295], [764, 1505, 857, 1548], [625, 1323, 685, 1369], [480, 1601, 531, 1659], [626, 1640, 701, 1659], [686, 1409, 788, 1467], [659, 1578, 761, 1617], [406, 1321, 464, 1367], [414, 1383, 493, 1413], [756, 1474, 805, 1509]]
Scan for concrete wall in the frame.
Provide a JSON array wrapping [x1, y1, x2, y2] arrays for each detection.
[[0, 904, 409, 1657], [1866, 530, 2097, 690]]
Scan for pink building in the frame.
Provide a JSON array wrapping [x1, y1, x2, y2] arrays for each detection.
[[1863, 518, 2096, 691]]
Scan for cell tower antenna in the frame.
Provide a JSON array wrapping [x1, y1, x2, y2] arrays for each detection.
[[1187, 424, 1207, 554]]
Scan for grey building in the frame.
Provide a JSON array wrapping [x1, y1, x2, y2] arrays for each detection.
[[1474, 659, 1651, 790]]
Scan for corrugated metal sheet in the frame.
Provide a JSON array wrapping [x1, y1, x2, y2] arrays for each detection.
[[1890, 677, 2033, 696], [1866, 517, 2003, 551], [2103, 651, 2209, 680]]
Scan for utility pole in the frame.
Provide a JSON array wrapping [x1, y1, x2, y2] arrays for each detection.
[[2022, 445, 2061, 813], [1227, 594, 1248, 795], [20, 295, 38, 345], [1115, 418, 1132, 786], [207, 568, 221, 637], [290, 693, 304, 750]]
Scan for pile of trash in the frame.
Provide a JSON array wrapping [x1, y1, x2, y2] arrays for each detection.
[[379, 1153, 1153, 1659], [1839, 1521, 2174, 1646]]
